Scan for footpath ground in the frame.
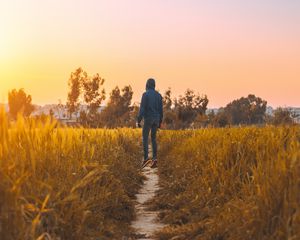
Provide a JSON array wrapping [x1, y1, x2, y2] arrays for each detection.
[[131, 161, 165, 240]]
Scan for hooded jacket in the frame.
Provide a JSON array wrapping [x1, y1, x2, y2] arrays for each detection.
[[137, 79, 163, 123]]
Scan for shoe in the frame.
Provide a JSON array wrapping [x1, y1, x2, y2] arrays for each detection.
[[150, 160, 157, 168], [141, 159, 152, 169]]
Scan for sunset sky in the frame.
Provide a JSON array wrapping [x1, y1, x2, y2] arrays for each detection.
[[0, 0, 299, 107]]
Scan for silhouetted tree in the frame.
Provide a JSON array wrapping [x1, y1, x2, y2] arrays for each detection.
[[128, 103, 140, 127], [212, 109, 231, 127], [223, 94, 267, 125], [271, 108, 294, 125], [79, 110, 89, 126], [82, 73, 105, 127], [8, 88, 34, 119], [162, 88, 177, 128], [66, 68, 86, 119], [175, 89, 209, 128], [206, 111, 216, 127], [193, 114, 209, 128], [163, 88, 172, 111], [100, 85, 133, 128]]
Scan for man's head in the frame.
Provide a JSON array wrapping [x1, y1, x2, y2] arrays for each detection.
[[146, 78, 155, 90]]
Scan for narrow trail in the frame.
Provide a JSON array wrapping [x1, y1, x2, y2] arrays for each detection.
[[131, 162, 165, 240]]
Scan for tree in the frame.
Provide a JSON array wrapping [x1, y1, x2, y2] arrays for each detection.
[[82, 73, 106, 126], [8, 88, 35, 119], [163, 88, 172, 111], [211, 109, 231, 127], [100, 85, 133, 128], [193, 114, 209, 128], [271, 108, 294, 125], [66, 68, 108, 127], [175, 89, 209, 128], [162, 88, 177, 128], [128, 103, 140, 127], [66, 68, 86, 119], [223, 94, 267, 125]]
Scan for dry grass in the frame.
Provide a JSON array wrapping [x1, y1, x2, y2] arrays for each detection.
[[0, 109, 144, 240], [153, 127, 300, 240], [1, 106, 299, 240]]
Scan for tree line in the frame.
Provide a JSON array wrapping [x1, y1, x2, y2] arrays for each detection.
[[65, 68, 210, 128], [6, 67, 298, 128]]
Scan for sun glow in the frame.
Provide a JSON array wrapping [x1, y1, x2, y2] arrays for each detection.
[[0, 29, 10, 62], [0, 0, 299, 106]]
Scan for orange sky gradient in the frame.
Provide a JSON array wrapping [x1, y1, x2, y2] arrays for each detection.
[[0, 0, 299, 107]]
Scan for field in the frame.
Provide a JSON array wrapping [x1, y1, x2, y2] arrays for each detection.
[[154, 127, 300, 240], [0, 108, 299, 240], [0, 109, 144, 240]]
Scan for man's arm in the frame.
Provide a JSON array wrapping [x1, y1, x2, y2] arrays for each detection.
[[159, 94, 163, 126], [137, 93, 147, 124]]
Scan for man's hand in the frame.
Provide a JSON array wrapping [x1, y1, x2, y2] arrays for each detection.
[[136, 122, 142, 128], [158, 121, 162, 129]]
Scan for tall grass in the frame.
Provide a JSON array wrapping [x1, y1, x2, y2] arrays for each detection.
[[154, 127, 300, 240], [1, 107, 299, 240], [0, 108, 144, 240]]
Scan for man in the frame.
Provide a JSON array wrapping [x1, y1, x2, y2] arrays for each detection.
[[137, 78, 163, 169]]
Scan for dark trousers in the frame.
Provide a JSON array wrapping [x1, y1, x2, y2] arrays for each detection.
[[143, 118, 159, 160]]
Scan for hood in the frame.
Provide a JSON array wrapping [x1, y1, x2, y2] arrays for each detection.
[[146, 78, 155, 90]]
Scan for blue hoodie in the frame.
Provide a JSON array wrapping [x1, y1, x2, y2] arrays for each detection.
[[137, 78, 163, 123]]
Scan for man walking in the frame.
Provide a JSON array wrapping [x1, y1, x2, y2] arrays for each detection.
[[137, 78, 163, 169]]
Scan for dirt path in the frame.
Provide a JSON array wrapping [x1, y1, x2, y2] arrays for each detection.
[[131, 165, 165, 240]]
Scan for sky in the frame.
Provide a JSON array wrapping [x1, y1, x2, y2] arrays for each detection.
[[0, 0, 299, 107]]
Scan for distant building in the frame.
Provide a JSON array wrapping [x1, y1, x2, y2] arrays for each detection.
[[206, 108, 219, 115], [287, 107, 300, 124], [31, 104, 105, 125], [32, 104, 69, 121]]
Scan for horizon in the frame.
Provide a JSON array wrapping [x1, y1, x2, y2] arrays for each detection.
[[1, 100, 299, 110], [1, 0, 300, 107]]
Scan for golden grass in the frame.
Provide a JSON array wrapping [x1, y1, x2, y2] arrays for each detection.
[[154, 127, 300, 240], [1, 106, 299, 240], [0, 108, 144, 240]]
